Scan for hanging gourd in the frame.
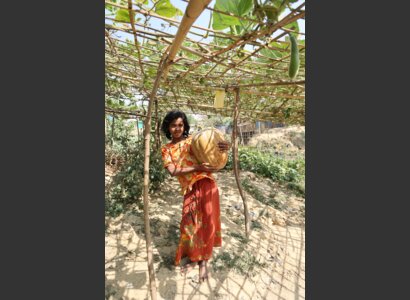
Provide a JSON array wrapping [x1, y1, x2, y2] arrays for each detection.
[[288, 33, 300, 80], [214, 89, 225, 108], [191, 128, 228, 170]]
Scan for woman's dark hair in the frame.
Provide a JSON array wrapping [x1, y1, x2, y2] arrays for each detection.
[[161, 110, 190, 140]]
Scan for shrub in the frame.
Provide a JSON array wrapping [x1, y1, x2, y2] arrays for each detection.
[[105, 141, 167, 217], [105, 117, 167, 218], [224, 147, 305, 184]]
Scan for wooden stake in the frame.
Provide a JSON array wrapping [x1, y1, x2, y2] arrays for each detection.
[[141, 64, 163, 300], [231, 87, 251, 238], [154, 97, 161, 152]]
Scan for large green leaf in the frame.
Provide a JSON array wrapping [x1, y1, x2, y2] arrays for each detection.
[[213, 12, 239, 30], [256, 41, 288, 63], [155, 0, 183, 18], [260, 48, 283, 60], [115, 9, 134, 22], [212, 0, 253, 30], [236, 0, 253, 16]]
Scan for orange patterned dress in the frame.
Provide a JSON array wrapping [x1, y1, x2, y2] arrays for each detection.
[[161, 136, 222, 265]]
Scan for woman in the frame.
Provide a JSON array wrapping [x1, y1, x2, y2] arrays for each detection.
[[161, 110, 229, 282]]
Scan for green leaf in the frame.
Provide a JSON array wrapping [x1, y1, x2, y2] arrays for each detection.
[[115, 9, 134, 23], [213, 12, 239, 30], [155, 0, 183, 18], [146, 67, 156, 77], [236, 0, 253, 16], [262, 5, 279, 22], [260, 48, 283, 60], [212, 0, 253, 30], [105, 4, 116, 13], [284, 20, 299, 34], [133, 0, 149, 4], [235, 25, 243, 35], [259, 0, 290, 22], [269, 41, 288, 50]]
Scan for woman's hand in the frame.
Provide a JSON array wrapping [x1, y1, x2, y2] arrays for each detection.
[[217, 141, 230, 152], [196, 163, 219, 173]]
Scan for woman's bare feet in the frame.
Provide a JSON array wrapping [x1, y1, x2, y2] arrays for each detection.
[[198, 260, 208, 282], [180, 261, 197, 276]]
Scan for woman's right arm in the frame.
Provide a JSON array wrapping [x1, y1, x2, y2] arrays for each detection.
[[166, 163, 218, 177]]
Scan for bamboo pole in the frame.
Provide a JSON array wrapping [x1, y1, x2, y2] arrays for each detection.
[[140, 1, 211, 298], [162, 0, 213, 79], [231, 87, 251, 237], [230, 80, 305, 89], [140, 57, 167, 300], [127, 0, 145, 78], [105, 19, 174, 38], [154, 97, 161, 151], [105, 107, 150, 118]]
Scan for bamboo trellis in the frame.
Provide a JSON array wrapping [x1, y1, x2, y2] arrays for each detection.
[[105, 0, 305, 124]]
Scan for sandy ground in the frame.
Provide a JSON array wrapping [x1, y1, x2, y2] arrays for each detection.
[[105, 170, 305, 300]]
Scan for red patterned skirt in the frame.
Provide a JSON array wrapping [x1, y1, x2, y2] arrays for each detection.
[[175, 178, 222, 266]]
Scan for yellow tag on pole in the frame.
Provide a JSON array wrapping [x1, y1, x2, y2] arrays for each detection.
[[214, 89, 225, 108]]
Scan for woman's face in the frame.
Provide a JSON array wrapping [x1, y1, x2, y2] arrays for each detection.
[[169, 117, 184, 140]]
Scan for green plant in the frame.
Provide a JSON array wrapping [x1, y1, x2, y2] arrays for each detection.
[[227, 231, 249, 244], [225, 147, 305, 185], [105, 116, 141, 167], [287, 181, 305, 197], [251, 220, 263, 230], [241, 178, 281, 209], [211, 251, 267, 276], [232, 217, 244, 226], [106, 145, 167, 217], [105, 196, 125, 218]]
